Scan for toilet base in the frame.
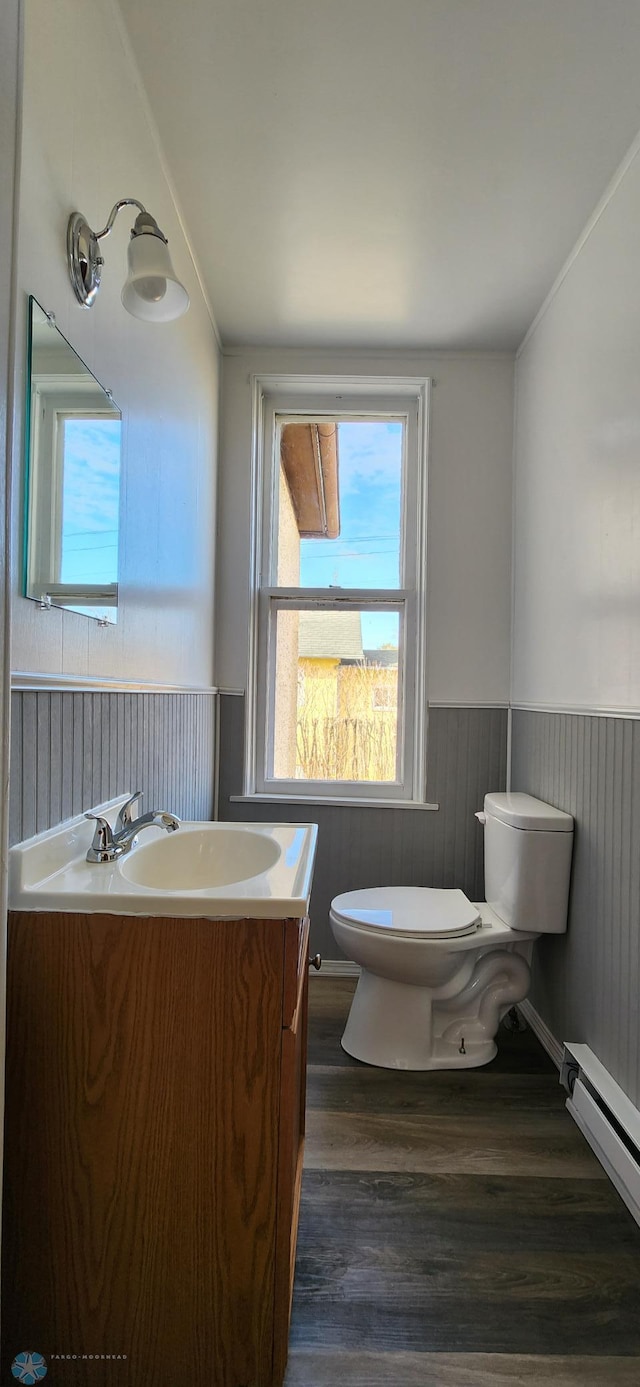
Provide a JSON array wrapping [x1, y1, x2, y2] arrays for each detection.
[[341, 1033, 497, 1070], [340, 960, 528, 1071]]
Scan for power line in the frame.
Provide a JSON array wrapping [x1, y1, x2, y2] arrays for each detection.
[[301, 549, 397, 559], [63, 528, 118, 538], [302, 533, 398, 543]]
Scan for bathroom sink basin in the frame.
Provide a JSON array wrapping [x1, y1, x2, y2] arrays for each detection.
[[119, 825, 281, 890], [8, 797, 318, 919]]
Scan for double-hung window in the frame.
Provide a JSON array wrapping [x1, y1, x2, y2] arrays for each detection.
[[247, 375, 430, 806]]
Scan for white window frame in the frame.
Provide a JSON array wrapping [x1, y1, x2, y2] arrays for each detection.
[[245, 374, 431, 807]]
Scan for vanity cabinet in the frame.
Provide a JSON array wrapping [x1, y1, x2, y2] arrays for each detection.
[[2, 910, 310, 1387]]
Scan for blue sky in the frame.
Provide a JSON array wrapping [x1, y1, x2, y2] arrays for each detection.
[[299, 419, 403, 649]]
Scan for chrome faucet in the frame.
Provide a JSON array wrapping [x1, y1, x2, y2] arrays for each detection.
[[85, 790, 180, 863]]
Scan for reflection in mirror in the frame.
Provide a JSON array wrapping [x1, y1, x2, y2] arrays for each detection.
[[24, 298, 121, 622]]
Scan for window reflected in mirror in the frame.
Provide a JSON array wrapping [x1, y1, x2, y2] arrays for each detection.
[[24, 298, 121, 622]]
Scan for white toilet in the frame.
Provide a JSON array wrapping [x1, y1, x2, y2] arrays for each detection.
[[329, 791, 573, 1070]]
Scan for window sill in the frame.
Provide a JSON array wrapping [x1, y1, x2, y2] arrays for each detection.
[[230, 794, 439, 811]]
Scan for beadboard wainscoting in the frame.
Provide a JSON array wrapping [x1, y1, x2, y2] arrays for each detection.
[[9, 689, 217, 845], [218, 697, 508, 959], [511, 709, 640, 1110]]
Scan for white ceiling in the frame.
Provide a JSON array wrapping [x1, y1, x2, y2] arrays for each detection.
[[116, 0, 640, 350]]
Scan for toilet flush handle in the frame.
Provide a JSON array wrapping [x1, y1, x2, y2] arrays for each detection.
[[475, 811, 487, 826]]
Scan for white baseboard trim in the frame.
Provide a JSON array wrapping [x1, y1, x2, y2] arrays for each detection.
[[517, 998, 564, 1069], [563, 1047, 640, 1231], [568, 1081, 640, 1229], [562, 1044, 640, 1150], [313, 959, 360, 979]]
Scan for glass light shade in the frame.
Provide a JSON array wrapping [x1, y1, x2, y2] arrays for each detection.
[[121, 233, 190, 322]]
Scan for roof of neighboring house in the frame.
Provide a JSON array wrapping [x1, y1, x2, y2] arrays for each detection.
[[298, 610, 363, 661], [280, 422, 340, 539], [363, 648, 399, 668]]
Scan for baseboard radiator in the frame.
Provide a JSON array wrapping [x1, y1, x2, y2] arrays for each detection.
[[561, 1043, 640, 1229]]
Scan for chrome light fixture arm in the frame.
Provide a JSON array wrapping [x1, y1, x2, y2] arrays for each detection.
[[92, 198, 147, 244]]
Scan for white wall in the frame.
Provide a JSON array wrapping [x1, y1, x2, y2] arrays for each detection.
[[513, 139, 640, 713], [217, 348, 514, 704], [511, 130, 640, 1107], [12, 0, 220, 688]]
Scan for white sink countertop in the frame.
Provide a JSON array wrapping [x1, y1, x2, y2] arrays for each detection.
[[9, 797, 319, 920]]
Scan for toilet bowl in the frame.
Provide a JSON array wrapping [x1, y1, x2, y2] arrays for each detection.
[[329, 792, 573, 1071]]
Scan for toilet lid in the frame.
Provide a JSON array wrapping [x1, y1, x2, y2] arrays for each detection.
[[330, 886, 481, 939]]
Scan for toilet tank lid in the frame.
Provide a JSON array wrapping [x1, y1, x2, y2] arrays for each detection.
[[484, 792, 573, 832]]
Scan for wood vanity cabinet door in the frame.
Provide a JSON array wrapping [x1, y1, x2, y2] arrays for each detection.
[[272, 916, 310, 1385], [2, 911, 286, 1387]]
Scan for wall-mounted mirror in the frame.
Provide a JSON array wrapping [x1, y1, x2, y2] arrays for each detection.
[[24, 297, 121, 622]]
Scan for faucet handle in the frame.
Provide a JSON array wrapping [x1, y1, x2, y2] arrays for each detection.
[[115, 790, 144, 834], [85, 813, 122, 863]]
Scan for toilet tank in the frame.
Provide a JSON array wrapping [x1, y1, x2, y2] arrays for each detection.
[[481, 792, 573, 934]]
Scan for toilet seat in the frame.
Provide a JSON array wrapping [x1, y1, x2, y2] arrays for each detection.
[[330, 886, 481, 940]]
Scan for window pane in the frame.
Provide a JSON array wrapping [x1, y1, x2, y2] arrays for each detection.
[[60, 416, 121, 585], [271, 608, 400, 784], [277, 419, 403, 589]]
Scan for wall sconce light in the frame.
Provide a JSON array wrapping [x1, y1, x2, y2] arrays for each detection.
[[67, 198, 190, 322]]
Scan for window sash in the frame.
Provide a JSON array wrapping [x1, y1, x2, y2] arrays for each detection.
[[262, 397, 419, 592], [270, 408, 409, 592], [256, 592, 414, 801]]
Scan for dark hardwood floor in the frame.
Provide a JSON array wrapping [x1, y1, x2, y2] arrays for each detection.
[[284, 978, 640, 1387]]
